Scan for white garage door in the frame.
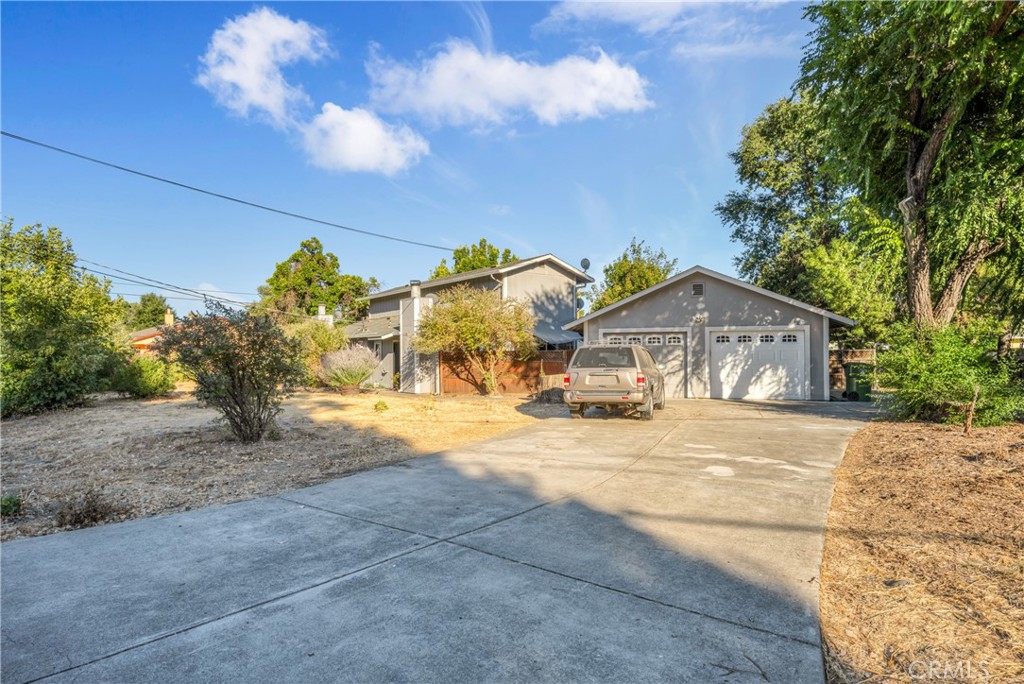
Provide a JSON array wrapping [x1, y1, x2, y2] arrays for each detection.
[[709, 330, 807, 400], [602, 332, 687, 398]]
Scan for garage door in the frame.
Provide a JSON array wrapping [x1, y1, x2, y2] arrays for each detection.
[[601, 332, 687, 398], [709, 330, 806, 400]]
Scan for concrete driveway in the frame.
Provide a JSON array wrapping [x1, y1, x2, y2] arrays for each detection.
[[1, 399, 872, 683]]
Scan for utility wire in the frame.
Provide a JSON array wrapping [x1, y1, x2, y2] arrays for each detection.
[[2, 130, 452, 252]]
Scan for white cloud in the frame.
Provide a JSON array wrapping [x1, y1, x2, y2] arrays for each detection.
[[196, 7, 330, 128], [302, 103, 429, 176], [672, 32, 800, 59], [461, 1, 494, 54], [367, 40, 651, 127], [539, 2, 693, 35], [488, 204, 512, 216]]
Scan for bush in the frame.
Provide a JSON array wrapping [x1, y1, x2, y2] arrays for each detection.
[[283, 319, 348, 385], [1, 495, 23, 517], [111, 355, 175, 398], [373, 400, 388, 413], [878, 320, 1024, 432], [55, 488, 128, 529], [158, 304, 304, 443], [1, 222, 125, 416], [319, 345, 379, 389]]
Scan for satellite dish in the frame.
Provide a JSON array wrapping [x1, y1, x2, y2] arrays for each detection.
[[580, 258, 591, 272]]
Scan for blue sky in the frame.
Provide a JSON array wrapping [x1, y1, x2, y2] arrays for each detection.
[[2, 1, 808, 309]]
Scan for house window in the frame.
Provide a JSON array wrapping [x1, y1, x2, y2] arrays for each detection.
[[605, 335, 624, 345], [759, 334, 775, 343], [666, 335, 684, 345], [692, 282, 705, 296], [782, 333, 799, 343], [646, 335, 663, 345], [737, 334, 753, 343], [373, 341, 382, 358], [626, 335, 643, 345], [715, 334, 731, 343]]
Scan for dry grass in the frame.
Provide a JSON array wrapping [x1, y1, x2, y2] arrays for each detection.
[[821, 421, 1024, 683], [0, 388, 561, 541]]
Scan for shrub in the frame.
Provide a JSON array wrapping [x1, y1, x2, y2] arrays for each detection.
[[878, 320, 1024, 433], [55, 488, 128, 529], [111, 355, 175, 398], [1, 495, 23, 517], [373, 400, 388, 413], [283, 319, 348, 385], [158, 303, 304, 443], [319, 345, 380, 389], [1, 222, 125, 416]]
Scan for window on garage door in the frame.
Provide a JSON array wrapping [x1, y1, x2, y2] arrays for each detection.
[[605, 335, 623, 345], [759, 334, 775, 343], [737, 334, 753, 343], [646, 335, 663, 345], [782, 333, 799, 343], [715, 334, 730, 343], [666, 334, 683, 345], [626, 335, 643, 345]]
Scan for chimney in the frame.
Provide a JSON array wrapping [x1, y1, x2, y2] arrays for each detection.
[[163, 308, 175, 327], [318, 304, 326, 317], [409, 279, 422, 298]]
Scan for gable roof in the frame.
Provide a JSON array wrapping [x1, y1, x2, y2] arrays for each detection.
[[344, 314, 400, 340], [365, 254, 594, 301], [564, 264, 857, 330]]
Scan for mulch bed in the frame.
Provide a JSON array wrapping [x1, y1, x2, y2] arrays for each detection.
[[821, 420, 1024, 683]]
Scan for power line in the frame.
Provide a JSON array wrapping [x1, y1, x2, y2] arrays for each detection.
[[2, 130, 452, 252]]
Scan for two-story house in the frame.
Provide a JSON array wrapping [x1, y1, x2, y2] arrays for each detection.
[[344, 254, 593, 393]]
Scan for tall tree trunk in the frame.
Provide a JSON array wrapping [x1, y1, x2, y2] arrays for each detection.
[[933, 239, 1005, 325]]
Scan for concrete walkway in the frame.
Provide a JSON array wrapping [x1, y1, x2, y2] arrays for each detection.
[[1, 400, 872, 683]]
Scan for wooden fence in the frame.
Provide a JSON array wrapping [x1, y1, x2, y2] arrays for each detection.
[[440, 350, 573, 395], [829, 348, 876, 389]]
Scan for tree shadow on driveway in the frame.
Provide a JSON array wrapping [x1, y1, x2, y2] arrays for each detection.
[[0, 406, 863, 683]]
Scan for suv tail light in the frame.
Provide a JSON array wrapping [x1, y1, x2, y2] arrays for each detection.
[[636, 372, 646, 387], [563, 374, 571, 389]]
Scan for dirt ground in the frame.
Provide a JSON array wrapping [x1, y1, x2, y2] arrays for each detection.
[[0, 389, 563, 541], [821, 421, 1024, 683]]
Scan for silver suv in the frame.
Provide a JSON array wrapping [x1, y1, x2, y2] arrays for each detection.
[[563, 344, 666, 420]]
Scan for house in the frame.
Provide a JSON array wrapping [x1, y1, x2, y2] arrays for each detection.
[[130, 309, 176, 355], [563, 265, 856, 401], [345, 254, 593, 393]]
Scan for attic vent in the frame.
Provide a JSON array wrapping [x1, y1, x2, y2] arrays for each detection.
[[691, 282, 705, 296]]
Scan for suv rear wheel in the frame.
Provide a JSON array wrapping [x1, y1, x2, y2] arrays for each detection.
[[637, 395, 654, 421], [569, 406, 586, 419]]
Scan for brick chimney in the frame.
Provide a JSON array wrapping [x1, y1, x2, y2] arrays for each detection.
[[163, 308, 175, 327]]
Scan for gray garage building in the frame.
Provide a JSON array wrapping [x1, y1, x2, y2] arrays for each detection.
[[563, 265, 855, 401]]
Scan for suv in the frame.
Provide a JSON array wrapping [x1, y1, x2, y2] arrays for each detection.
[[563, 344, 666, 420]]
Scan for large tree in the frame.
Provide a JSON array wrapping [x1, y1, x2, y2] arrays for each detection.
[[430, 238, 518, 280], [413, 284, 535, 396], [257, 237, 378, 322], [1, 221, 124, 414], [587, 239, 678, 312], [126, 292, 175, 330], [799, 1, 1024, 327], [714, 97, 850, 295]]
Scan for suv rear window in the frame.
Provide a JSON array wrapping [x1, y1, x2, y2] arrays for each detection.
[[570, 347, 637, 369]]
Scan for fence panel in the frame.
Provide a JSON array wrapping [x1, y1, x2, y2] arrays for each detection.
[[440, 350, 572, 395]]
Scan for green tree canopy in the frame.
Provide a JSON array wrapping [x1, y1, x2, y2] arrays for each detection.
[[413, 284, 535, 396], [126, 292, 175, 331], [257, 237, 379, 322], [430, 238, 518, 280], [799, 1, 1024, 327], [1, 220, 124, 414], [714, 96, 850, 295], [587, 239, 678, 313]]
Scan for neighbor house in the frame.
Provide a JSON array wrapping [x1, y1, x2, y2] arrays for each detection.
[[563, 265, 856, 401], [345, 254, 593, 393], [130, 309, 176, 355]]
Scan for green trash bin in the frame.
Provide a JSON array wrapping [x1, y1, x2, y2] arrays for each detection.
[[844, 362, 873, 402]]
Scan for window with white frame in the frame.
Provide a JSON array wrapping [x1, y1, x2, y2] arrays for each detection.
[[646, 335, 663, 345], [605, 335, 624, 345], [737, 334, 753, 343], [715, 334, 731, 343], [782, 333, 799, 343], [666, 335, 684, 345], [626, 335, 643, 345], [759, 334, 775, 343]]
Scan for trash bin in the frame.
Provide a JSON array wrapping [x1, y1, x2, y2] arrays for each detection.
[[844, 362, 873, 401]]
